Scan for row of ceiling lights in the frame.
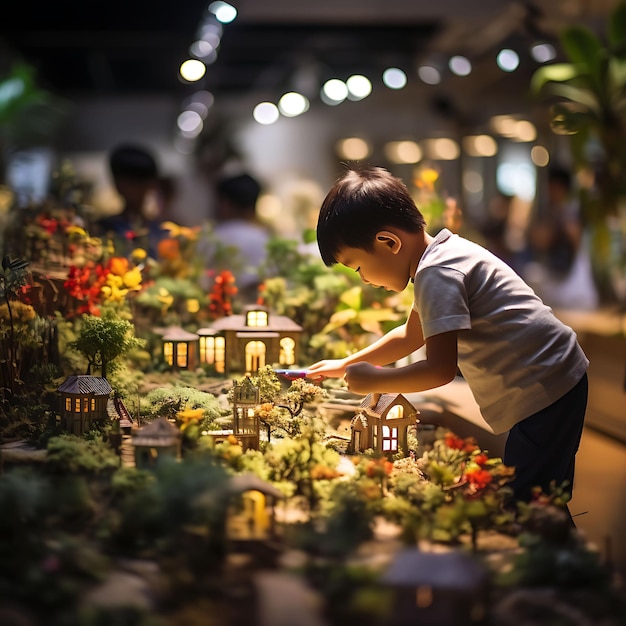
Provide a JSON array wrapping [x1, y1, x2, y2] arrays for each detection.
[[173, 2, 558, 149]]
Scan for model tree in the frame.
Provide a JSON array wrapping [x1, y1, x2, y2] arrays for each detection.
[[0, 256, 30, 393], [68, 308, 145, 378]]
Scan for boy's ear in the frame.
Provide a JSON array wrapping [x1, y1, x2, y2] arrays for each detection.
[[375, 230, 402, 254]]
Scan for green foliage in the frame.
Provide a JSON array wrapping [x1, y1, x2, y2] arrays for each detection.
[[529, 2, 626, 301], [141, 384, 226, 430], [46, 434, 120, 474], [0, 63, 70, 153], [68, 308, 146, 378]]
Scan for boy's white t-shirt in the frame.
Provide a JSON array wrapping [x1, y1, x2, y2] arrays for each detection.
[[413, 228, 589, 435]]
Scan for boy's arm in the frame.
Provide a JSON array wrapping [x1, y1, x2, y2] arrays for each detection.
[[344, 330, 458, 395], [307, 308, 425, 379]]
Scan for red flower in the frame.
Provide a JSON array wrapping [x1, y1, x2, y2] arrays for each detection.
[[474, 454, 489, 467], [464, 468, 493, 490]]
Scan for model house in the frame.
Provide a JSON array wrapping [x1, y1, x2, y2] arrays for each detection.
[[197, 305, 302, 374], [57, 375, 112, 435], [350, 393, 419, 456]]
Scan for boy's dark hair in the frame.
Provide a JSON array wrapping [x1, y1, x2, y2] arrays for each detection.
[[109, 144, 158, 181], [217, 173, 261, 212], [317, 165, 427, 266]]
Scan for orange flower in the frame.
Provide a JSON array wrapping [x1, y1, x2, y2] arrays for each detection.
[[157, 238, 180, 260], [108, 256, 129, 276]]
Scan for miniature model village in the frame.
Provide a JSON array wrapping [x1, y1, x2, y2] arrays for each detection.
[[1, 178, 625, 626]]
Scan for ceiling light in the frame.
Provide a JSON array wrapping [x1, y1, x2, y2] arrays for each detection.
[[321, 79, 348, 105], [449, 56, 472, 77], [336, 138, 371, 160], [382, 68, 407, 90], [496, 49, 520, 72], [384, 141, 422, 164], [530, 43, 556, 63], [346, 74, 372, 100], [253, 102, 279, 125], [179, 59, 206, 82], [278, 92, 310, 117], [208, 1, 237, 24], [417, 65, 441, 85]]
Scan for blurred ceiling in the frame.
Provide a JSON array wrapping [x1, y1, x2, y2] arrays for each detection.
[[0, 0, 619, 101]]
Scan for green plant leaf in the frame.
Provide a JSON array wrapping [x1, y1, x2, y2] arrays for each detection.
[[547, 83, 602, 113], [338, 286, 362, 311], [608, 1, 626, 51], [560, 25, 605, 76], [530, 63, 578, 93]]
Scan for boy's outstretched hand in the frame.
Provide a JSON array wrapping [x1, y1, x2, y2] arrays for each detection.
[[344, 362, 381, 394], [306, 359, 347, 381]]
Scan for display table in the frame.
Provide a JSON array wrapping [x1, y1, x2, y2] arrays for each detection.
[[554, 307, 626, 444]]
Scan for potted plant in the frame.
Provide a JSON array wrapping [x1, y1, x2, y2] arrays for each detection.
[[531, 1, 626, 301]]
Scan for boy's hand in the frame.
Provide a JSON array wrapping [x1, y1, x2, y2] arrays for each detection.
[[306, 359, 347, 381], [344, 362, 381, 394]]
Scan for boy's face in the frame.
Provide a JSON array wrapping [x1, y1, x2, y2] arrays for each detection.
[[337, 240, 410, 293]]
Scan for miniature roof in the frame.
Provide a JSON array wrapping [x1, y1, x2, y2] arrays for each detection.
[[58, 375, 112, 396], [161, 327, 200, 341], [201, 313, 303, 333], [359, 393, 418, 417], [228, 473, 284, 499], [381, 548, 487, 589], [132, 417, 180, 447]]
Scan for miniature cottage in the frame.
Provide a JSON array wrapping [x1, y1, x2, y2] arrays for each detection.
[[227, 473, 284, 542], [350, 393, 418, 456], [132, 417, 182, 469], [57, 375, 112, 436], [381, 547, 488, 625], [160, 326, 200, 371], [197, 304, 302, 374]]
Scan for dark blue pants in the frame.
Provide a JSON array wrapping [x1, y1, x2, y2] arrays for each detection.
[[504, 373, 588, 522]]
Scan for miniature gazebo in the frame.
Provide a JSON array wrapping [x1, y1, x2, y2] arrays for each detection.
[[57, 375, 112, 435], [232, 374, 261, 451], [132, 417, 182, 469], [197, 304, 302, 374], [350, 393, 418, 456]]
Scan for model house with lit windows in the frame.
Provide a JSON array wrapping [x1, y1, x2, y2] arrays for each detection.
[[197, 305, 303, 375], [350, 392, 419, 456], [161, 326, 200, 371], [57, 375, 112, 436]]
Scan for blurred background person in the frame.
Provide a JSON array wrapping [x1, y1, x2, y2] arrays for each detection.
[[523, 165, 598, 310], [92, 144, 167, 259], [198, 171, 271, 303]]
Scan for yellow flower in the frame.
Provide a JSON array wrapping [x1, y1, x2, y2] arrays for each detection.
[[101, 284, 129, 302], [131, 248, 148, 262], [66, 225, 87, 238], [122, 266, 143, 290]]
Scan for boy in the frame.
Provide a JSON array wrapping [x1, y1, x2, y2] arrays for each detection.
[[307, 166, 589, 521]]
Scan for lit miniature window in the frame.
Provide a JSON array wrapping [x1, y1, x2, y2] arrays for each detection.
[[74, 398, 81, 412], [177, 342, 188, 368], [373, 423, 378, 448], [214, 336, 225, 373], [199, 336, 211, 363], [382, 425, 398, 451], [83, 398, 89, 412], [387, 404, 404, 420], [65, 397, 71, 412], [91, 398, 96, 411], [279, 336, 295, 365], [163, 341, 174, 366], [246, 340, 266, 372], [246, 310, 268, 327]]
